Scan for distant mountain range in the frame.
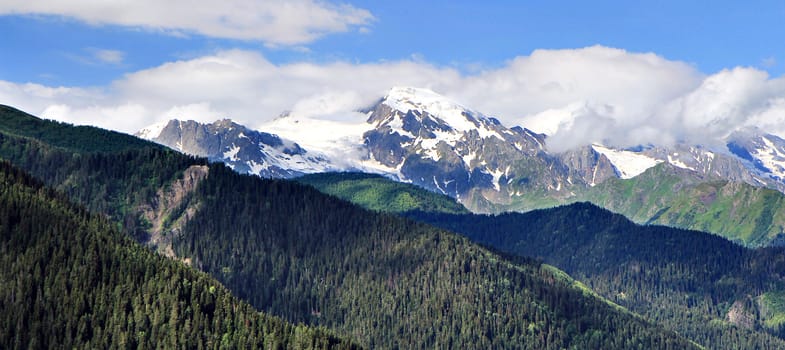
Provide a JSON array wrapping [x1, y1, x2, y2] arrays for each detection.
[[137, 87, 785, 246]]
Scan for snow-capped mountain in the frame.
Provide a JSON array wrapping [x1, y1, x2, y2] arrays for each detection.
[[362, 87, 576, 200], [137, 86, 785, 212], [136, 119, 334, 178], [582, 140, 785, 192]]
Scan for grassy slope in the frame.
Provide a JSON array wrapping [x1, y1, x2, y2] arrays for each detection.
[[472, 163, 785, 247], [578, 164, 785, 247], [296, 172, 469, 214]]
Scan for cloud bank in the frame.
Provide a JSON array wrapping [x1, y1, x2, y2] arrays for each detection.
[[2, 46, 785, 152], [0, 0, 374, 45]]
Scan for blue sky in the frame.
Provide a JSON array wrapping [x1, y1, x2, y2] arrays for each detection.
[[1, 0, 785, 148], [3, 1, 784, 86]]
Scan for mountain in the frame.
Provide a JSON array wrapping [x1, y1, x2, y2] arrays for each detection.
[[262, 87, 785, 200], [361, 86, 578, 199], [135, 88, 785, 246], [2, 104, 699, 349], [578, 163, 785, 247], [294, 165, 785, 247], [404, 202, 785, 349], [138, 119, 334, 178], [580, 140, 785, 192], [0, 160, 356, 349], [727, 128, 785, 183]]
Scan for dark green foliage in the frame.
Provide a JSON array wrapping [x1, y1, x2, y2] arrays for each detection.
[[0, 131, 205, 238], [174, 164, 696, 349], [295, 172, 469, 214], [0, 161, 357, 349], [0, 104, 162, 154], [0, 107, 696, 349], [406, 203, 785, 349]]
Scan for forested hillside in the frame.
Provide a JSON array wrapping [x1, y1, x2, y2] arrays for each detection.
[[0, 106, 698, 349], [0, 161, 356, 349], [296, 172, 469, 214], [0, 105, 160, 153], [406, 203, 785, 349], [0, 107, 204, 243], [290, 170, 785, 347], [175, 164, 695, 349]]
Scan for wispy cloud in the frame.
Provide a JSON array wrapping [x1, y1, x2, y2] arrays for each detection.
[[762, 56, 777, 69], [63, 47, 126, 67], [90, 48, 124, 65], [3, 46, 785, 152], [0, 0, 374, 45]]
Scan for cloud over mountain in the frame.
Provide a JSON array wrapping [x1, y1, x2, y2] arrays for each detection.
[[2, 46, 785, 151]]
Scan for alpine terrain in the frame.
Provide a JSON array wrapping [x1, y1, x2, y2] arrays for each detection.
[[140, 87, 785, 246]]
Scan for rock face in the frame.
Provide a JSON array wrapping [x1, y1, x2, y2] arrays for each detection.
[[727, 129, 785, 184], [138, 119, 333, 178], [558, 146, 618, 186], [727, 298, 759, 330], [362, 87, 579, 202], [136, 164, 209, 258], [137, 87, 785, 200]]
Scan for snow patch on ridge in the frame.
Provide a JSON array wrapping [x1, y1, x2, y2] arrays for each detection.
[[752, 136, 785, 179], [592, 144, 663, 179], [223, 144, 240, 161], [137, 121, 168, 140], [667, 154, 695, 171], [489, 168, 504, 191], [261, 113, 369, 168]]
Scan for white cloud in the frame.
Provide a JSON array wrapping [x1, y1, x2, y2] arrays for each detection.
[[66, 48, 126, 66], [0, 0, 374, 45], [3, 46, 785, 152], [90, 48, 124, 64], [665, 68, 785, 145], [447, 46, 705, 151]]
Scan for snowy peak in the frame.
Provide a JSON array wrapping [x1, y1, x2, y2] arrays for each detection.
[[360, 87, 571, 197], [374, 87, 509, 139], [379, 87, 489, 133], [137, 121, 168, 140], [136, 119, 333, 178]]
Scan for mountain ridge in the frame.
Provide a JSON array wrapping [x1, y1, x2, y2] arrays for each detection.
[[134, 87, 785, 246]]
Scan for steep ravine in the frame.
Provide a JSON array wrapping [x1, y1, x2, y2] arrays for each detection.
[[136, 164, 208, 259]]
